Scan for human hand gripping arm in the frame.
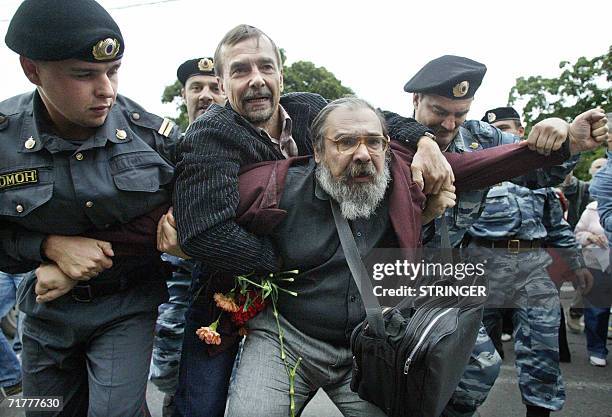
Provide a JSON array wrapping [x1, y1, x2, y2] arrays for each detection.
[[523, 108, 608, 156], [411, 135, 455, 194], [382, 110, 454, 194], [42, 235, 114, 280], [421, 184, 456, 225], [34, 263, 79, 303], [157, 207, 191, 259]]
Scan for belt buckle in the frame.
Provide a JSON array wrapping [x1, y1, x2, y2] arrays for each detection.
[[508, 239, 520, 254], [71, 284, 93, 303]]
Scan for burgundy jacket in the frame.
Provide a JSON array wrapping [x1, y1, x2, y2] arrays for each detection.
[[235, 141, 569, 248]]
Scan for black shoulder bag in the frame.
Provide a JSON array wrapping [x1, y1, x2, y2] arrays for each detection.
[[331, 201, 483, 417]]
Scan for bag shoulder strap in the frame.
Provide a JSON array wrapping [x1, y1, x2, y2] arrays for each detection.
[[331, 201, 385, 338]]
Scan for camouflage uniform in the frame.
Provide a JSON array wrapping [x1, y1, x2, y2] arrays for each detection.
[[433, 121, 577, 417], [150, 254, 194, 395], [425, 121, 576, 249], [468, 183, 584, 411]]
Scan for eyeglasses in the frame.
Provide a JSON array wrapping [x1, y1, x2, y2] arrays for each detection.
[[326, 135, 390, 154]]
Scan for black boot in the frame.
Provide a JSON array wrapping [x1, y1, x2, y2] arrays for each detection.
[[526, 405, 551, 417]]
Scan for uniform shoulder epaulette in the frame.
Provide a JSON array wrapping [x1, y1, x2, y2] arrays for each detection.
[[157, 118, 176, 138], [127, 110, 176, 138], [117, 95, 177, 139]]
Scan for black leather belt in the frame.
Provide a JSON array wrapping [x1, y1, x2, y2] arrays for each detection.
[[70, 258, 162, 302], [471, 237, 542, 254], [71, 278, 132, 302]]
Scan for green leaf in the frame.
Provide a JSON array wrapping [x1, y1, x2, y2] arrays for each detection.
[[508, 46, 611, 133]]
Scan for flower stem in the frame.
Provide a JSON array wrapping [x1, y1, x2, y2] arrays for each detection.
[[271, 287, 300, 417]]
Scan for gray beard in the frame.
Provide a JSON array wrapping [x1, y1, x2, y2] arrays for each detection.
[[315, 158, 391, 220], [245, 107, 274, 124]]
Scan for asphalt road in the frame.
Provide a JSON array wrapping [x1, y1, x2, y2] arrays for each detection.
[[2, 285, 610, 417], [144, 326, 612, 417]]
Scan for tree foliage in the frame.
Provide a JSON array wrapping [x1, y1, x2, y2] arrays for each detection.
[[508, 46, 611, 180], [161, 80, 189, 131], [161, 48, 354, 132]]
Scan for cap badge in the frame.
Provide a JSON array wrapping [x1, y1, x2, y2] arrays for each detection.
[[487, 112, 496, 123], [115, 129, 127, 140], [452, 81, 470, 98], [92, 38, 120, 61], [24, 137, 36, 149], [198, 58, 214, 72]]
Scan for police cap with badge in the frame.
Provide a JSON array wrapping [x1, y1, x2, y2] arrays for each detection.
[[2, 0, 177, 142], [404, 55, 487, 99], [177, 57, 216, 86], [482, 107, 521, 124], [5, 0, 124, 62]]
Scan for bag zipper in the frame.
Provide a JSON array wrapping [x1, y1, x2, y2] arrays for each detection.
[[403, 308, 454, 374]]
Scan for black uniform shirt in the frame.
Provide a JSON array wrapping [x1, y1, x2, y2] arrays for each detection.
[[0, 91, 180, 272]]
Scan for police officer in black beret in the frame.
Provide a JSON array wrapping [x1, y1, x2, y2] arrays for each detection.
[[176, 57, 226, 125], [0, 1, 180, 415], [404, 55, 488, 148], [482, 106, 524, 135], [404, 55, 607, 417]]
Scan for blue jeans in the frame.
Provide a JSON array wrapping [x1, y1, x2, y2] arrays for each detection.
[[0, 271, 25, 387], [173, 288, 238, 417], [583, 268, 612, 359]]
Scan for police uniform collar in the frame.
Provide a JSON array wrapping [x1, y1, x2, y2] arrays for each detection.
[[94, 103, 132, 145], [20, 92, 131, 153], [445, 127, 468, 153]]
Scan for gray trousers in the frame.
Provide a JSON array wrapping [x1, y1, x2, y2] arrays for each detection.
[[226, 307, 387, 417], [17, 270, 167, 417]]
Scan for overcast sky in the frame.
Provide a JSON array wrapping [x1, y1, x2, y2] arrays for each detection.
[[1, 0, 610, 124]]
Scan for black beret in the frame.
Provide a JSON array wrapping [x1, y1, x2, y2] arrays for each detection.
[[404, 55, 487, 99], [482, 107, 521, 124], [177, 57, 216, 86], [5, 0, 124, 62]]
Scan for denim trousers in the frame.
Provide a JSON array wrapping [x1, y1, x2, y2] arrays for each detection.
[[172, 289, 239, 417], [583, 267, 612, 359], [0, 271, 25, 388]]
